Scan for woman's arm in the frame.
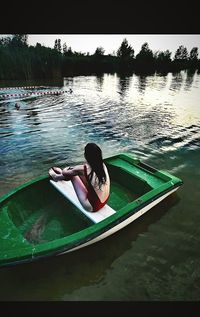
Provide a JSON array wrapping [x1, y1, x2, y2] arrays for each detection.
[[62, 165, 84, 178]]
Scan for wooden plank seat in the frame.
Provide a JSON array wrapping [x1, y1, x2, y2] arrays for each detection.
[[50, 180, 116, 223]]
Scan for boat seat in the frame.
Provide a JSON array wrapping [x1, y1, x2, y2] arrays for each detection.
[[50, 180, 116, 223]]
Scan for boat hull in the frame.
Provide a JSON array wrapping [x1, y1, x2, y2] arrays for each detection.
[[0, 153, 183, 268], [58, 186, 180, 255]]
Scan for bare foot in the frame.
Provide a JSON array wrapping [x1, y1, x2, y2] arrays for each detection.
[[52, 166, 62, 174], [49, 168, 65, 181]]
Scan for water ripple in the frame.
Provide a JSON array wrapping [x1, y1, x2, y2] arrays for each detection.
[[1, 72, 200, 195]]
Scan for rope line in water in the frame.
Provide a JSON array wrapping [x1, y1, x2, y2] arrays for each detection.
[[0, 86, 49, 90], [0, 90, 68, 99]]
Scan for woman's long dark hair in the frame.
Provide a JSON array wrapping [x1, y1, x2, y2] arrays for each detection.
[[84, 143, 106, 188]]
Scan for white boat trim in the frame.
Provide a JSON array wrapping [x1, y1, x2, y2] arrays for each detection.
[[58, 186, 179, 256]]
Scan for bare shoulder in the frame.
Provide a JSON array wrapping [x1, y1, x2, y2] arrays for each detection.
[[103, 162, 109, 173], [103, 163, 110, 182]]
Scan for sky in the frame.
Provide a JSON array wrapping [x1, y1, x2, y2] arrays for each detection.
[[26, 34, 200, 58]]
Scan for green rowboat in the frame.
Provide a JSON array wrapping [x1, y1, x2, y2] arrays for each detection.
[[0, 153, 183, 268]]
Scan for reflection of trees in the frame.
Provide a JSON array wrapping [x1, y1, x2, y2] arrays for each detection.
[[117, 74, 131, 98], [96, 74, 104, 91], [158, 74, 167, 90], [184, 69, 196, 91], [169, 72, 184, 92], [138, 75, 147, 94]]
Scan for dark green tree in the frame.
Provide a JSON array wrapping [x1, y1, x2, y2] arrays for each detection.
[[1, 34, 199, 79], [57, 39, 62, 53], [11, 34, 28, 47], [63, 42, 67, 54], [0, 36, 12, 46], [156, 50, 171, 62], [54, 39, 58, 50], [189, 47, 198, 60], [154, 49, 172, 73], [174, 45, 188, 60], [62, 43, 73, 56], [188, 47, 199, 70], [136, 42, 153, 60], [117, 38, 134, 59], [135, 42, 154, 73], [173, 45, 189, 70], [66, 47, 73, 56], [54, 39, 62, 52], [94, 46, 105, 56]]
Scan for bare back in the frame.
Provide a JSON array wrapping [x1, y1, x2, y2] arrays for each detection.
[[85, 163, 110, 202]]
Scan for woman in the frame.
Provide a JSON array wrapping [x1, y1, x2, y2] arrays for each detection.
[[49, 143, 110, 212]]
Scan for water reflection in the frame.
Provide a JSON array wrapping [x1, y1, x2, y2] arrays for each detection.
[[157, 74, 168, 90], [1, 72, 200, 196], [117, 74, 131, 98], [137, 75, 147, 94], [96, 74, 104, 91], [169, 72, 184, 92], [184, 69, 196, 91]]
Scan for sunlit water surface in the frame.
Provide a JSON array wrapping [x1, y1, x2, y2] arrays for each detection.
[[0, 71, 200, 300]]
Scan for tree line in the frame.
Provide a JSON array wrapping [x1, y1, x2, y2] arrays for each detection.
[[0, 35, 199, 80]]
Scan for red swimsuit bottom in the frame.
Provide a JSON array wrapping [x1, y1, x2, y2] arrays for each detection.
[[84, 165, 109, 212]]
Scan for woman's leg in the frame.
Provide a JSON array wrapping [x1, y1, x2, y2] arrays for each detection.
[[71, 176, 93, 212], [49, 166, 72, 181]]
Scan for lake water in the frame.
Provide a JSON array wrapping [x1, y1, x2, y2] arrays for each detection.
[[0, 71, 200, 300]]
